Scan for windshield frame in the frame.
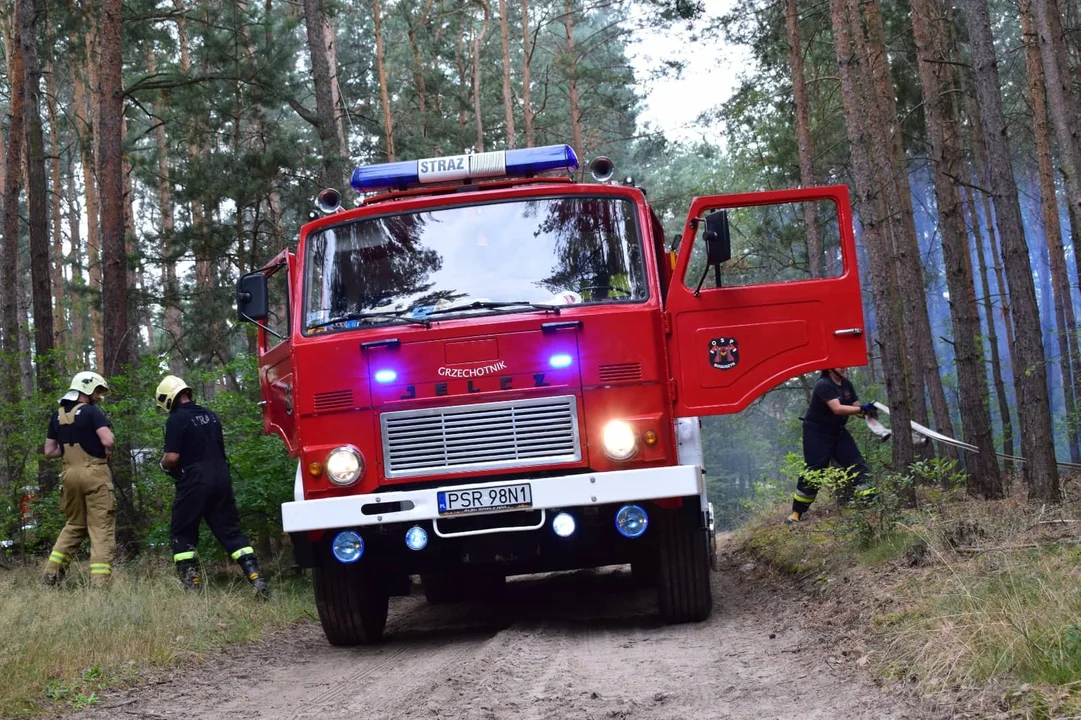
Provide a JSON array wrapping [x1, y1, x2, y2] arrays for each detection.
[[297, 188, 651, 337]]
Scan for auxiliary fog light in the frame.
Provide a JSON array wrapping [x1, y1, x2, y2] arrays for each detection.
[[602, 420, 638, 461], [615, 504, 649, 539], [332, 530, 365, 563], [405, 525, 428, 551], [552, 512, 576, 538]]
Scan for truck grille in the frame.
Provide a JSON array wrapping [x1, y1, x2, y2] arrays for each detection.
[[380, 395, 581, 478]]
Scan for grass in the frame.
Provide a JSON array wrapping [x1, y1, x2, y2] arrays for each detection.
[[738, 486, 1081, 718], [0, 556, 315, 718]]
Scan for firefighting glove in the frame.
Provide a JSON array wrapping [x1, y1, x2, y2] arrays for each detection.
[[860, 402, 877, 416]]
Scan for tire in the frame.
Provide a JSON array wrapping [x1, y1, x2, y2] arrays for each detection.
[[709, 532, 719, 572], [312, 561, 389, 646], [656, 504, 713, 624], [421, 570, 505, 605]]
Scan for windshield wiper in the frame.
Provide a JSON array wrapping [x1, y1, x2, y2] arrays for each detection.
[[309, 311, 432, 330], [424, 300, 561, 317]]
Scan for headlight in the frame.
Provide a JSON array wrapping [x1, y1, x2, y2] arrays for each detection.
[[602, 420, 638, 461], [325, 447, 363, 486]]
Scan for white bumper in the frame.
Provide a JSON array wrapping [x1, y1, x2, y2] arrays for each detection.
[[281, 464, 705, 533]]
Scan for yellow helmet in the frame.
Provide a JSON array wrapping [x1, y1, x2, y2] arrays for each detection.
[[155, 375, 192, 412], [60, 371, 110, 403]]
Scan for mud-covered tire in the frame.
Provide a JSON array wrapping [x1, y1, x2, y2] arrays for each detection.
[[421, 570, 505, 605], [656, 504, 713, 624], [312, 561, 389, 646]]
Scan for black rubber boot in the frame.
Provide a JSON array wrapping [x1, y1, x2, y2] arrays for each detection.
[[175, 558, 203, 591], [236, 554, 270, 601]]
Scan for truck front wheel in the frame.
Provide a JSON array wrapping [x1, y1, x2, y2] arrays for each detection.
[[656, 503, 713, 624], [313, 560, 389, 646]]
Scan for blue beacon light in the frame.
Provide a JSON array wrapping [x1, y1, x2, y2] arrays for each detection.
[[351, 145, 580, 193], [374, 369, 397, 383], [549, 353, 573, 369]]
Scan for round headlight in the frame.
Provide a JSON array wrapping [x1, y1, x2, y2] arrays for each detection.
[[326, 447, 363, 486], [602, 420, 638, 461]]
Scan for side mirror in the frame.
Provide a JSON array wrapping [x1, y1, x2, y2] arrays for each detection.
[[704, 210, 731, 265], [237, 272, 269, 322]]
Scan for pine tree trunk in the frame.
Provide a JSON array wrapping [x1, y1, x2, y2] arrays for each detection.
[[909, 0, 1002, 496], [563, 0, 582, 161], [520, 0, 534, 147], [45, 59, 65, 361], [1031, 0, 1081, 224], [828, 0, 916, 473], [65, 144, 85, 368], [1022, 0, 1081, 461], [964, 183, 1014, 468], [964, 0, 1060, 501], [404, 1, 434, 142], [2, 13, 25, 380], [784, 0, 822, 277], [498, 0, 516, 148], [97, 0, 129, 376], [303, 0, 346, 186], [472, 0, 490, 151], [75, 32, 104, 368], [373, 0, 395, 161]]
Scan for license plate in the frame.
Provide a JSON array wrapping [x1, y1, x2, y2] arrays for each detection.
[[437, 483, 533, 516]]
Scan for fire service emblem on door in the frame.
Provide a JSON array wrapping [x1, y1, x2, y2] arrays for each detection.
[[708, 338, 739, 370]]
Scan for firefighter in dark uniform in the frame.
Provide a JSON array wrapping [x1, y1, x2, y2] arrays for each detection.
[[156, 375, 270, 600], [787, 367, 877, 523], [41, 371, 116, 586]]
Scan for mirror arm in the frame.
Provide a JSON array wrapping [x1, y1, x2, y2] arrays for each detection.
[[240, 312, 285, 340], [713, 264, 723, 288], [693, 265, 710, 297]]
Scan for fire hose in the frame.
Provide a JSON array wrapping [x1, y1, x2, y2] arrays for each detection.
[[864, 401, 1081, 472]]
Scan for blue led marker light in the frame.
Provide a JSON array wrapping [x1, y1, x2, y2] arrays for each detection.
[[549, 353, 573, 369], [374, 369, 397, 383], [351, 145, 580, 193]]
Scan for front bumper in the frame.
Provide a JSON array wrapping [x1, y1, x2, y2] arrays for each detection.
[[282, 464, 704, 534]]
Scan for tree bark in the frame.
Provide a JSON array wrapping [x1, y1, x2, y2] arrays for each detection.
[[75, 30, 104, 369], [828, 0, 916, 473], [97, 0, 129, 376], [46, 57, 65, 364], [784, 0, 822, 278], [1022, 0, 1081, 462], [563, 0, 583, 161], [373, 0, 395, 161], [498, 0, 517, 148], [964, 0, 1060, 501], [65, 143, 85, 368], [520, 0, 534, 146], [1, 12, 25, 384], [303, 0, 347, 186], [472, 0, 490, 151], [909, 0, 1002, 496]]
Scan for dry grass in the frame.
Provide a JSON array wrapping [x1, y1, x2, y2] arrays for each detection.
[[738, 484, 1081, 717], [0, 556, 314, 718]]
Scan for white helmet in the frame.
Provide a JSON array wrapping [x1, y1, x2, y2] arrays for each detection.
[[60, 371, 110, 404], [155, 375, 192, 412]]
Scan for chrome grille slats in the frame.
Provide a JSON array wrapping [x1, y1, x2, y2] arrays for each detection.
[[380, 395, 581, 477]]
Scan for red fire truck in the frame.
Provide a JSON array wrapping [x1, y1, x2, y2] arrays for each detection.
[[236, 144, 866, 646]]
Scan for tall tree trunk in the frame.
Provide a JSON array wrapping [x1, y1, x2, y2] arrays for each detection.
[[373, 0, 395, 161], [45, 59, 64, 361], [964, 0, 1060, 501], [97, 0, 129, 376], [1031, 0, 1081, 225], [964, 182, 1014, 467], [404, 0, 434, 143], [75, 33, 104, 368], [2, 13, 25, 386], [520, 0, 534, 146], [784, 0, 822, 277], [303, 0, 347, 186], [828, 0, 916, 473], [18, 0, 55, 392], [65, 144, 85, 368], [563, 0, 583, 161], [1023, 0, 1081, 461], [472, 0, 490, 151], [498, 0, 516, 148], [909, 0, 1002, 496]]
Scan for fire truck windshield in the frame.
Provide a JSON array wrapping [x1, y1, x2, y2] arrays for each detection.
[[303, 195, 646, 333]]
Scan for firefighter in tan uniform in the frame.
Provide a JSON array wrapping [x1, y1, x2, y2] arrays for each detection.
[[41, 371, 116, 586]]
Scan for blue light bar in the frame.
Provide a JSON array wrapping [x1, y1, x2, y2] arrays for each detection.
[[350, 145, 580, 193]]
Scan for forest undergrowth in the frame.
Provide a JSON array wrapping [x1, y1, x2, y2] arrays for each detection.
[[738, 464, 1081, 719]]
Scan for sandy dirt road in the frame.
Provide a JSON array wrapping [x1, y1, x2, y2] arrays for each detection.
[[65, 551, 942, 720]]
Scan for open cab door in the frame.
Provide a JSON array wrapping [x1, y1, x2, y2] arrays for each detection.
[[237, 249, 297, 452], [666, 186, 867, 417]]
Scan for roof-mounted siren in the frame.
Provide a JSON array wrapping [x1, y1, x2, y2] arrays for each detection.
[[589, 156, 614, 182], [350, 144, 580, 193], [316, 187, 342, 214]]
